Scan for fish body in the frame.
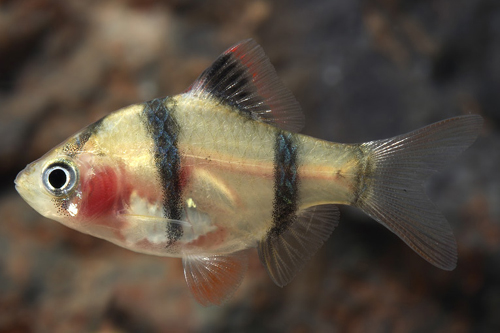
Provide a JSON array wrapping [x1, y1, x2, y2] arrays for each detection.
[[15, 40, 483, 305]]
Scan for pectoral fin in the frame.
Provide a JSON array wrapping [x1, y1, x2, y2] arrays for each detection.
[[188, 168, 237, 211], [182, 250, 249, 306]]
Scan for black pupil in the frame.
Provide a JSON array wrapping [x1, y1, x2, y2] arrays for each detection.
[[48, 168, 67, 189]]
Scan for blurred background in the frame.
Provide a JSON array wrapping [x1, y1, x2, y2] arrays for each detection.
[[0, 0, 499, 332]]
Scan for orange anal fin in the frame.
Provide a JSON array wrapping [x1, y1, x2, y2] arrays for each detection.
[[182, 250, 249, 306]]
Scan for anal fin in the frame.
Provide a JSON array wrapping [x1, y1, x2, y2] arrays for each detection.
[[258, 205, 340, 287], [182, 250, 249, 306]]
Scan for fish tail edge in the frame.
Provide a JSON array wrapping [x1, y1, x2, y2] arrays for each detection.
[[353, 115, 483, 270]]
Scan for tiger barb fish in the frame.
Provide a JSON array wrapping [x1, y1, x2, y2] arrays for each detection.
[[15, 39, 483, 306]]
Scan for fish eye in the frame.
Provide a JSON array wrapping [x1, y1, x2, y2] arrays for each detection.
[[42, 161, 78, 196]]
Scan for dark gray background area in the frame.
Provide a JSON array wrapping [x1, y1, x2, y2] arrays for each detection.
[[0, 0, 499, 332]]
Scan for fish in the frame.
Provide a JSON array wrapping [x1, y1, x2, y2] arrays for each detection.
[[15, 39, 483, 306]]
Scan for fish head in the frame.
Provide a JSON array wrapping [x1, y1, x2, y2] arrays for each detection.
[[15, 148, 76, 218], [15, 141, 84, 227], [15, 120, 120, 233]]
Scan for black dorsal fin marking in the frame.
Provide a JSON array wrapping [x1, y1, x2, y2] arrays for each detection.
[[188, 39, 305, 132]]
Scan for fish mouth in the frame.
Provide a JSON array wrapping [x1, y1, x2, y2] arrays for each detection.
[[14, 169, 23, 187], [14, 166, 35, 202], [14, 169, 25, 191], [15, 171, 27, 197], [15, 163, 59, 220]]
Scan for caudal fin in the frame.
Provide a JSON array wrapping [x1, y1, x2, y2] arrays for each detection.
[[354, 115, 483, 270]]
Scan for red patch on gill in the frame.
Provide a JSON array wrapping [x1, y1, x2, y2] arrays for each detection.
[[79, 166, 119, 218]]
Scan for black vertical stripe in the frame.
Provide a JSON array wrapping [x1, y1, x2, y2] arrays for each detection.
[[143, 97, 183, 245], [57, 118, 106, 216], [62, 117, 105, 157], [270, 130, 300, 238]]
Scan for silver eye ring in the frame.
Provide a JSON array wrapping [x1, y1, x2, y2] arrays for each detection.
[[42, 161, 78, 196]]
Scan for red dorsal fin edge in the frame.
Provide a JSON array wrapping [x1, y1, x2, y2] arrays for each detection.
[[188, 39, 305, 132]]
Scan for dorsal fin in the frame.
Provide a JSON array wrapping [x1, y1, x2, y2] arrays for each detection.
[[188, 39, 305, 132]]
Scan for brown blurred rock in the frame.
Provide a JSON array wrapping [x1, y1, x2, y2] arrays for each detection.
[[1, 0, 499, 332]]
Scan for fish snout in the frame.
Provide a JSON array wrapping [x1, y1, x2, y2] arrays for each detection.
[[14, 164, 37, 203]]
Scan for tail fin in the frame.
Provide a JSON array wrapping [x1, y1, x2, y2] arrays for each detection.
[[354, 115, 483, 270]]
